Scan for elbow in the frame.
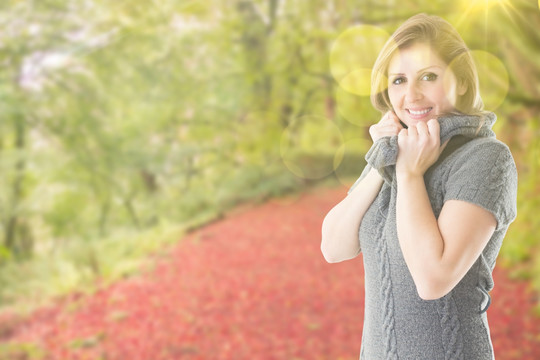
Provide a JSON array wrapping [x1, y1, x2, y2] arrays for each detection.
[[322, 252, 347, 264], [414, 275, 453, 301], [320, 239, 358, 264], [322, 254, 340, 264], [417, 287, 449, 301], [320, 214, 360, 263], [320, 223, 343, 263], [320, 243, 343, 263]]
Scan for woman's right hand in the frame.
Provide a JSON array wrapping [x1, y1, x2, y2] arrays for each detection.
[[369, 111, 404, 143]]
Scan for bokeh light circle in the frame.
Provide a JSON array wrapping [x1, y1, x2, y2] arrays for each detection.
[[280, 115, 344, 179], [336, 85, 366, 126], [471, 50, 509, 112], [330, 25, 390, 96], [339, 68, 373, 96], [333, 138, 372, 187], [336, 85, 381, 126]]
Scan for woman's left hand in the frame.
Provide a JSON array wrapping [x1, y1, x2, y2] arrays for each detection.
[[396, 119, 448, 177]]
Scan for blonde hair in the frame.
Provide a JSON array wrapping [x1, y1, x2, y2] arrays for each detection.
[[371, 13, 484, 116]]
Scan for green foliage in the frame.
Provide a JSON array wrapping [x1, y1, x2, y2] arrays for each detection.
[[501, 117, 540, 282], [483, 0, 540, 308], [0, 0, 538, 311], [0, 223, 181, 310]]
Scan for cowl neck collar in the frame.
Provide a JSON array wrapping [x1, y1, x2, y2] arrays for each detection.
[[365, 112, 497, 184]]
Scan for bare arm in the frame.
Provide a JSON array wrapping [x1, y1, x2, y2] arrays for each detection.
[[395, 120, 496, 300], [396, 175, 496, 300], [321, 111, 402, 263], [321, 168, 383, 263]]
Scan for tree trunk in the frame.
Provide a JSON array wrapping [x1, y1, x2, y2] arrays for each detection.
[[123, 195, 141, 230], [4, 117, 29, 258]]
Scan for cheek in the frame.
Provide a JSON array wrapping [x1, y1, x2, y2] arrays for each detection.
[[441, 75, 459, 105], [387, 88, 401, 108], [433, 85, 455, 105]]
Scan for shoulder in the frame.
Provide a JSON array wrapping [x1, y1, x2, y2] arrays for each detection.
[[456, 136, 510, 156], [451, 137, 516, 174], [444, 137, 518, 230]]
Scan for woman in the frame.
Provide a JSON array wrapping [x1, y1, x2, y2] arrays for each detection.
[[321, 13, 517, 360]]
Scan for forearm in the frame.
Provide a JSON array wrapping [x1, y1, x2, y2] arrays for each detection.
[[396, 174, 446, 298], [321, 168, 383, 263]]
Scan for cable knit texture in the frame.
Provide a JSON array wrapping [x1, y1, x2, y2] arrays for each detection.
[[351, 112, 518, 360]]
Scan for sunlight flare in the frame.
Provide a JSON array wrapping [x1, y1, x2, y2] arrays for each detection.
[[468, 0, 511, 11], [455, 0, 516, 28], [330, 25, 390, 96]]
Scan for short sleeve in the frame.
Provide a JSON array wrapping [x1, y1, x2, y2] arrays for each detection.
[[347, 164, 372, 195], [444, 140, 518, 230]]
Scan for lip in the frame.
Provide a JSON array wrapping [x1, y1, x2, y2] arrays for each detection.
[[406, 107, 433, 120]]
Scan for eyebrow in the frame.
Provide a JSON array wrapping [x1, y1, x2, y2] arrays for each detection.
[[389, 65, 442, 76]]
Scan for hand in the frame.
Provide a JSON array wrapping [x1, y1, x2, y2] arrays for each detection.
[[396, 119, 449, 177], [369, 111, 403, 143]]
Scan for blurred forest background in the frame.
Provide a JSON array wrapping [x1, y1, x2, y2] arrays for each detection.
[[0, 0, 539, 313]]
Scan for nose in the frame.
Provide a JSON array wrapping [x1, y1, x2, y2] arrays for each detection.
[[405, 81, 423, 102]]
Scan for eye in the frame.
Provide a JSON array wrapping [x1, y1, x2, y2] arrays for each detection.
[[392, 77, 406, 85], [421, 73, 438, 81]]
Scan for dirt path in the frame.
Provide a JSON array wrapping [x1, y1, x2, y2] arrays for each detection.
[[1, 185, 539, 359]]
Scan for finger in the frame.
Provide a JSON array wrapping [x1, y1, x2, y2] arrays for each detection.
[[370, 128, 400, 142], [380, 112, 390, 122], [382, 123, 403, 133], [407, 124, 418, 139], [427, 118, 440, 138], [416, 121, 429, 137], [372, 123, 402, 135], [380, 113, 395, 126], [387, 111, 402, 126], [398, 128, 408, 138]]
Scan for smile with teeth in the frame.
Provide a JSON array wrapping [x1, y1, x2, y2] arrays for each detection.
[[407, 107, 433, 116]]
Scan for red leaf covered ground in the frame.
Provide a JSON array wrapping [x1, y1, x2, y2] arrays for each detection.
[[1, 185, 539, 359]]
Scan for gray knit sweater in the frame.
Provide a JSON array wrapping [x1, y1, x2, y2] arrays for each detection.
[[348, 112, 518, 360]]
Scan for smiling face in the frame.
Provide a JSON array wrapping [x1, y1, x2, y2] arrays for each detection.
[[387, 42, 464, 127]]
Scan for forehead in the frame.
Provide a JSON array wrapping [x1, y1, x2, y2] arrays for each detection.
[[388, 43, 447, 73]]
